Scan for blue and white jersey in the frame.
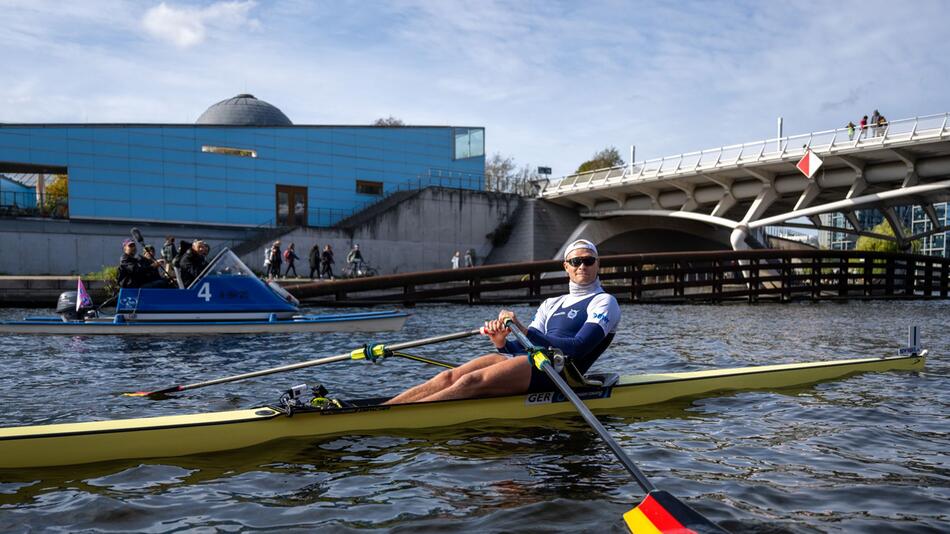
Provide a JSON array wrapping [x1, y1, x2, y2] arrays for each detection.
[[500, 282, 621, 374], [528, 291, 620, 339]]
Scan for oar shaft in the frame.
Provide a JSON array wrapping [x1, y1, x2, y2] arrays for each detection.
[[166, 328, 483, 394], [177, 353, 353, 391], [538, 361, 655, 493], [505, 322, 656, 493]]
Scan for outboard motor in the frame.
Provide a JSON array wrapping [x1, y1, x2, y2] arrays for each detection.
[[55, 291, 95, 321]]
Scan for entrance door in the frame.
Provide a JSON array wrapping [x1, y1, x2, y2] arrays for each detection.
[[276, 185, 308, 227]]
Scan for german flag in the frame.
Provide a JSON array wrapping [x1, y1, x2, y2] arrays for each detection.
[[623, 490, 727, 533]]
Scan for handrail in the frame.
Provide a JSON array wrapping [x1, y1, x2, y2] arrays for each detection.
[[285, 248, 949, 299], [544, 112, 950, 197]]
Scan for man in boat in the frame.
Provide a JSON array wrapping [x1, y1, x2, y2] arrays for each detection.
[[117, 239, 148, 288], [179, 240, 210, 287], [385, 239, 620, 404], [139, 244, 171, 288]]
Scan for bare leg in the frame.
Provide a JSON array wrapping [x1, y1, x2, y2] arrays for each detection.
[[417, 355, 532, 403], [385, 353, 508, 405]]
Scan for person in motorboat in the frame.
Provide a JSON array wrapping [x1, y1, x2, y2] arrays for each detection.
[[139, 244, 171, 288], [385, 239, 620, 404], [161, 236, 176, 276], [117, 239, 148, 288], [179, 240, 210, 287]]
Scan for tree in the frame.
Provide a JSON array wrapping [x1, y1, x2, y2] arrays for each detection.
[[373, 116, 405, 126], [44, 174, 68, 218], [855, 221, 921, 253], [484, 152, 516, 191], [484, 152, 540, 195], [575, 146, 624, 174]]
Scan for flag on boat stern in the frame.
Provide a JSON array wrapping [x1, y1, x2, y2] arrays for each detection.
[[623, 490, 726, 533], [77, 278, 93, 311]]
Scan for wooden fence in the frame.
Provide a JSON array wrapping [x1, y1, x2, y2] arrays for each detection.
[[285, 250, 950, 306]]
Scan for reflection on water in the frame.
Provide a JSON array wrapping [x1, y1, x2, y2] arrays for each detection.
[[0, 301, 947, 532]]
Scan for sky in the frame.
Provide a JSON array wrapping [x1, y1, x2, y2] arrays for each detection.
[[2, 0, 949, 177]]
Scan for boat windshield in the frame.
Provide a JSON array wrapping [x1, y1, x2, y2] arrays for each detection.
[[194, 248, 256, 282]]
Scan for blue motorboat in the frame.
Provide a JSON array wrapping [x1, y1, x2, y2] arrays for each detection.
[[0, 249, 409, 335]]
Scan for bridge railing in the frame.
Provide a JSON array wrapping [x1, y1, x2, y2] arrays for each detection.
[[545, 112, 950, 196], [284, 249, 949, 306]]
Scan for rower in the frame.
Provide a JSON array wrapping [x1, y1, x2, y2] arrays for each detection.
[[385, 239, 620, 404]]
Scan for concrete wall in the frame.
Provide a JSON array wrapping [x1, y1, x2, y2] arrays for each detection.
[[249, 188, 523, 275], [0, 188, 523, 276], [486, 199, 581, 263]]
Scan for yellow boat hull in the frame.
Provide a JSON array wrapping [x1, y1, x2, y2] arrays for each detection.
[[0, 354, 924, 469]]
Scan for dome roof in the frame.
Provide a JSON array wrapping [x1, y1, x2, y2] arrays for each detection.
[[196, 94, 293, 126]]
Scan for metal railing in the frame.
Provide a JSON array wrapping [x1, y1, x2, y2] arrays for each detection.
[[543, 112, 950, 196], [284, 249, 950, 306]]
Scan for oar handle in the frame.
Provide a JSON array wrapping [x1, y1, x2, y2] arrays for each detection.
[[503, 319, 657, 494]]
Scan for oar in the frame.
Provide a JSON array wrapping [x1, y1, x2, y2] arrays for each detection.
[[503, 321, 728, 533], [124, 328, 478, 397]]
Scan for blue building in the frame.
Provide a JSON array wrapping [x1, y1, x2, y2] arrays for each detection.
[[0, 94, 485, 227]]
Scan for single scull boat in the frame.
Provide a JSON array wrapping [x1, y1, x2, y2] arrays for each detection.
[[0, 352, 924, 469]]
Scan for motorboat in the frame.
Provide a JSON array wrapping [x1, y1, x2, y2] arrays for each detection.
[[0, 248, 409, 335]]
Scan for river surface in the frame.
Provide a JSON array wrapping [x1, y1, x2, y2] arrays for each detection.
[[0, 301, 947, 533]]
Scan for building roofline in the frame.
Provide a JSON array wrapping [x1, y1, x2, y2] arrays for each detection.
[[0, 122, 484, 130]]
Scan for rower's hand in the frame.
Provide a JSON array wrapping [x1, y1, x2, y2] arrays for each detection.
[[482, 319, 510, 348], [497, 310, 524, 332]]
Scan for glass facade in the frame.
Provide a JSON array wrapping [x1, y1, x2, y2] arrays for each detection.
[[0, 125, 485, 227], [818, 206, 945, 254], [912, 203, 948, 257], [454, 127, 485, 160]]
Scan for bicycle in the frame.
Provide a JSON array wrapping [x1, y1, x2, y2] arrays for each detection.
[[341, 261, 379, 278]]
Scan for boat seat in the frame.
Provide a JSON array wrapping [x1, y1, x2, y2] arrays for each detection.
[[563, 361, 619, 389]]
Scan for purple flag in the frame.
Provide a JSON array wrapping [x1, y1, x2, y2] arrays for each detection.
[[77, 278, 93, 311]]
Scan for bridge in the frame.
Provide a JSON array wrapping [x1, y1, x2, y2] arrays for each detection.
[[539, 113, 950, 255]]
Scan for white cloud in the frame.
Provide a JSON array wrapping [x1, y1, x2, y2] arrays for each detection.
[[142, 1, 259, 49]]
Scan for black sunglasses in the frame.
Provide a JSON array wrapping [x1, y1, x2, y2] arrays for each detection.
[[566, 256, 597, 267]]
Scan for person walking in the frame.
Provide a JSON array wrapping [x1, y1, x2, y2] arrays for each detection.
[[321, 244, 335, 279], [268, 241, 283, 279], [308, 243, 320, 279], [464, 248, 475, 268], [451, 250, 460, 269], [847, 121, 855, 141], [283, 243, 299, 278]]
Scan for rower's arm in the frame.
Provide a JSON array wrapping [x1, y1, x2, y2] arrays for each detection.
[[524, 323, 607, 358]]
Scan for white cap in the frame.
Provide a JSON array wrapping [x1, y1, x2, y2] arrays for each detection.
[[563, 239, 598, 260]]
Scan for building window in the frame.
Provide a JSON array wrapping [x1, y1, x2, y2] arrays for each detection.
[[356, 180, 384, 196], [201, 145, 257, 158], [454, 128, 485, 160]]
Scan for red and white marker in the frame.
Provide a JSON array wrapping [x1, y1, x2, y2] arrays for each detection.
[[796, 149, 823, 179]]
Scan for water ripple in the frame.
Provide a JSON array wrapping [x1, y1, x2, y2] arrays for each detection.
[[0, 301, 947, 532]]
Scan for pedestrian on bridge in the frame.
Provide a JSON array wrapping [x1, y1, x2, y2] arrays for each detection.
[[847, 121, 855, 140]]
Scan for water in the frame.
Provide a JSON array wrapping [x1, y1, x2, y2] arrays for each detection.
[[0, 301, 947, 532]]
